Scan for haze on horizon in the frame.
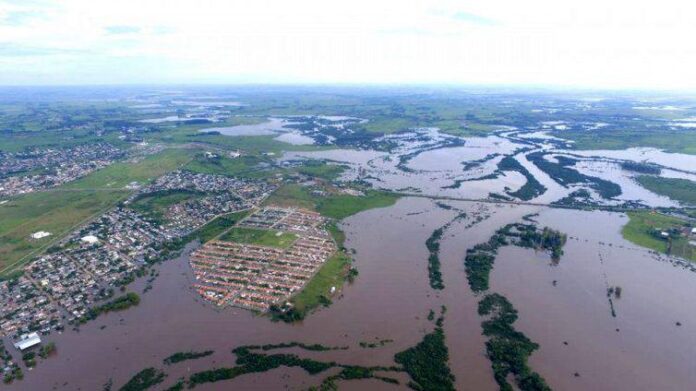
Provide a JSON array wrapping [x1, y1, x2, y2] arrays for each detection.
[[1, 0, 695, 91]]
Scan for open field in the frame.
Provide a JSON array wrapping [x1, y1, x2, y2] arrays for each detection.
[[129, 189, 203, 223], [290, 251, 352, 313], [622, 211, 696, 262], [219, 227, 297, 249], [0, 149, 194, 277], [183, 154, 276, 179], [557, 130, 696, 155], [635, 176, 696, 205], [264, 184, 399, 220]]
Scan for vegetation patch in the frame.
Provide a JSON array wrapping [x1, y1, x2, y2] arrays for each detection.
[[465, 223, 566, 293], [164, 350, 214, 365], [620, 161, 661, 175], [622, 211, 695, 261], [219, 227, 297, 248], [426, 226, 446, 290], [271, 251, 352, 321], [264, 184, 399, 220], [635, 176, 696, 205], [129, 189, 203, 223], [187, 344, 401, 388], [394, 312, 455, 391], [462, 223, 563, 391], [497, 156, 547, 201], [527, 152, 621, 199], [478, 294, 550, 391], [554, 129, 696, 156], [79, 292, 140, 323]]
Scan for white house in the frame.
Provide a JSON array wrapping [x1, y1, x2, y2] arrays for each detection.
[[13, 332, 41, 351]]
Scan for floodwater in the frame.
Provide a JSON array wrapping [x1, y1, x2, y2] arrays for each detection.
[[567, 147, 696, 174], [491, 209, 696, 390], [199, 118, 286, 137], [7, 198, 496, 390], [8, 124, 696, 390], [7, 196, 696, 390], [139, 116, 211, 124], [273, 132, 315, 145]]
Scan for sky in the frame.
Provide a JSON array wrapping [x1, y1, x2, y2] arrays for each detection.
[[0, 0, 695, 90]]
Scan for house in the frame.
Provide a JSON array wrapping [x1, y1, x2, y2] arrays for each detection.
[[13, 332, 41, 351]]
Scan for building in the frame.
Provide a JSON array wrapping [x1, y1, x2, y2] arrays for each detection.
[[13, 332, 41, 351], [81, 235, 99, 244], [30, 231, 51, 239]]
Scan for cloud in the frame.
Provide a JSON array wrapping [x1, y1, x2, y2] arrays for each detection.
[[450, 11, 497, 26], [0, 42, 87, 56], [0, 0, 695, 90], [104, 25, 140, 35], [1, 10, 43, 26]]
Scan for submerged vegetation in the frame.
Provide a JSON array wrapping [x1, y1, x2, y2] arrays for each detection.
[[187, 344, 401, 388], [163, 350, 214, 365], [635, 176, 696, 205], [478, 294, 550, 391], [620, 161, 661, 175], [426, 226, 446, 290], [497, 155, 547, 201], [80, 292, 140, 323], [527, 152, 621, 199], [463, 221, 566, 391], [394, 316, 455, 391]]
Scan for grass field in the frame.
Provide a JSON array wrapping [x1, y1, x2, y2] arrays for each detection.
[[219, 227, 297, 249], [622, 211, 695, 262], [260, 183, 398, 316], [183, 154, 275, 179], [0, 149, 194, 277], [264, 184, 399, 220], [290, 251, 352, 313], [556, 130, 696, 155], [635, 176, 696, 205], [296, 162, 346, 181], [129, 189, 203, 223]]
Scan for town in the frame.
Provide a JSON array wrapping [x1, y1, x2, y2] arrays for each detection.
[[0, 143, 123, 196], [0, 168, 276, 378], [191, 207, 337, 311]]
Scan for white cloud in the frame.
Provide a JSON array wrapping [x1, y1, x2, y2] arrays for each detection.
[[0, 0, 694, 90]]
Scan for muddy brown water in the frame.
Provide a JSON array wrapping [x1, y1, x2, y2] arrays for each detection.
[[6, 198, 696, 390]]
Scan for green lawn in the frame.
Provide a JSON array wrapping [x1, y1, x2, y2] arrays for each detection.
[[263, 184, 399, 220], [63, 149, 194, 190], [0, 149, 194, 277], [219, 227, 297, 248], [297, 162, 347, 181], [635, 176, 696, 205], [183, 154, 276, 179], [290, 252, 351, 313], [129, 189, 203, 223], [622, 211, 695, 261]]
